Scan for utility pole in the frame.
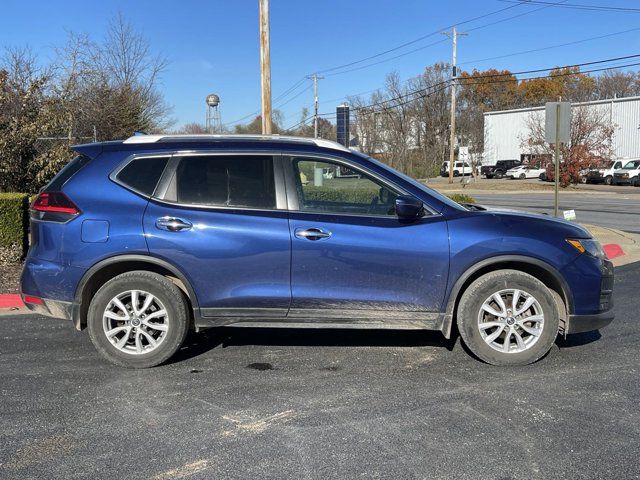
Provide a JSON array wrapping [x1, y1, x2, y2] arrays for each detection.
[[442, 27, 467, 184], [259, 0, 272, 134], [307, 73, 324, 138]]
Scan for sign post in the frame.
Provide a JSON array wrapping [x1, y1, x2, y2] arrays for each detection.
[[545, 102, 571, 217]]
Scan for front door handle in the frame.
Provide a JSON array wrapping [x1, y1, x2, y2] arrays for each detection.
[[295, 227, 332, 241], [156, 217, 192, 232]]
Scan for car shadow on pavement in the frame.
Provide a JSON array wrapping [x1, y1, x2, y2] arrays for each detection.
[[555, 330, 602, 348], [169, 327, 457, 364]]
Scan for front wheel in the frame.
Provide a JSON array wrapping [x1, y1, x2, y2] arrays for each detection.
[[87, 271, 190, 368], [519, 173, 526, 179], [456, 270, 560, 366], [604, 176, 613, 185]]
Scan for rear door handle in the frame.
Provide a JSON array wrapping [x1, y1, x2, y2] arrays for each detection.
[[156, 217, 192, 232], [295, 227, 332, 241]]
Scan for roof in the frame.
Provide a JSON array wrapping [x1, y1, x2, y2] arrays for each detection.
[[483, 95, 640, 117], [121, 134, 350, 152]]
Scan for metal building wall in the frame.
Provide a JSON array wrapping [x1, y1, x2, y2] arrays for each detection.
[[483, 96, 640, 165]]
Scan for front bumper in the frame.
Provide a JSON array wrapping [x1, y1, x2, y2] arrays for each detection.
[[566, 259, 614, 334], [567, 309, 614, 334]]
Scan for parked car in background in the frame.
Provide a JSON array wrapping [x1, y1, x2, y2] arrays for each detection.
[[586, 159, 626, 185], [481, 159, 521, 179], [21, 134, 614, 368], [613, 159, 640, 185], [440, 161, 474, 177], [506, 164, 546, 179]]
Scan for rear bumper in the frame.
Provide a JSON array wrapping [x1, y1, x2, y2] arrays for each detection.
[[567, 309, 614, 334], [22, 296, 73, 321]]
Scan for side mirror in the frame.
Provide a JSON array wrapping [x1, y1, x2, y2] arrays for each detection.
[[395, 195, 424, 219]]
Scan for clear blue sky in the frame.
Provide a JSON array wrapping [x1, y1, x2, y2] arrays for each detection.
[[1, 0, 639, 130]]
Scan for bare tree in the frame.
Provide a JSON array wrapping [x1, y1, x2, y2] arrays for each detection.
[[595, 70, 640, 99]]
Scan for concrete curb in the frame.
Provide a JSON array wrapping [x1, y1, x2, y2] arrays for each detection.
[[0, 294, 23, 309], [582, 224, 640, 267]]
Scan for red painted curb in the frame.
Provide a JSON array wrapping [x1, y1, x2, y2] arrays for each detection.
[[0, 294, 24, 309], [603, 243, 625, 260]]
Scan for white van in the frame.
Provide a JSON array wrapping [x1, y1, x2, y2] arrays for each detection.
[[585, 159, 626, 185]]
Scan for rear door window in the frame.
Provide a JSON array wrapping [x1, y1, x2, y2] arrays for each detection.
[[174, 155, 276, 209], [116, 156, 169, 196]]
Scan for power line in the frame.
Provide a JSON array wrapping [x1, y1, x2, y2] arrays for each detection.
[[321, 0, 570, 78], [286, 55, 640, 131], [314, 3, 524, 75], [223, 76, 308, 127], [340, 54, 640, 116], [459, 27, 640, 66], [500, 0, 640, 13], [230, 1, 571, 126]]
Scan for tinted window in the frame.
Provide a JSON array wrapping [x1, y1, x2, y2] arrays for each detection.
[[175, 155, 275, 208], [293, 158, 398, 216], [117, 157, 169, 196], [45, 155, 92, 192]]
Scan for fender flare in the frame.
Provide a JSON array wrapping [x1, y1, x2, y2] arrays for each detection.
[[441, 254, 574, 338], [72, 254, 200, 329]]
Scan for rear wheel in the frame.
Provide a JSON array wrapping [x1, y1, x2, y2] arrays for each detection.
[[87, 271, 190, 368], [453, 170, 460, 177], [457, 270, 560, 366], [519, 173, 526, 179]]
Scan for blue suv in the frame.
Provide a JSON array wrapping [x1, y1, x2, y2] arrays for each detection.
[[21, 135, 614, 368]]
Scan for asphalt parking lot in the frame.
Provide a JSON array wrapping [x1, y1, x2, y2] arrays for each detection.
[[1, 262, 639, 480]]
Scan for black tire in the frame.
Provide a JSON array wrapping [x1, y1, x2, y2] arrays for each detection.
[[456, 270, 560, 366], [453, 170, 460, 177], [87, 271, 190, 368], [495, 171, 503, 179], [486, 174, 494, 179], [604, 176, 613, 185], [519, 173, 526, 179], [632, 176, 639, 187], [580, 176, 587, 184]]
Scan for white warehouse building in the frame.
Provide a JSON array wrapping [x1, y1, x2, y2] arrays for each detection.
[[483, 95, 640, 165]]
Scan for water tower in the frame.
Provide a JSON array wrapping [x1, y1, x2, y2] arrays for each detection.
[[205, 93, 222, 133]]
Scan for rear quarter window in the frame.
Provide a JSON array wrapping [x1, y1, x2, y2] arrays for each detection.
[[45, 155, 92, 192], [115, 157, 169, 196]]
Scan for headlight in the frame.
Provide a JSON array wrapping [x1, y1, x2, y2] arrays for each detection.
[[567, 238, 606, 259]]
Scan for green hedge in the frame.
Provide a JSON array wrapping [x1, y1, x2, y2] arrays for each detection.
[[0, 193, 29, 264], [303, 186, 380, 204], [447, 193, 476, 204]]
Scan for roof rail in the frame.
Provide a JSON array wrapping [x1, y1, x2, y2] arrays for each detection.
[[122, 134, 350, 152]]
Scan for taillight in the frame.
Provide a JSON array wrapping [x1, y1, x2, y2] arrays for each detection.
[[31, 192, 80, 218]]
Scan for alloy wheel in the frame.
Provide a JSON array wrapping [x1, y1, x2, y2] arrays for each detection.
[[477, 288, 544, 353], [102, 290, 169, 355]]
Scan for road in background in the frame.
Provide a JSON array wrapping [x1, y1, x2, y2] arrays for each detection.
[[1, 263, 639, 479], [473, 191, 640, 233]]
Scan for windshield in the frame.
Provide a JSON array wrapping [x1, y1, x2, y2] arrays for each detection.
[[622, 160, 640, 169], [353, 151, 466, 211]]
